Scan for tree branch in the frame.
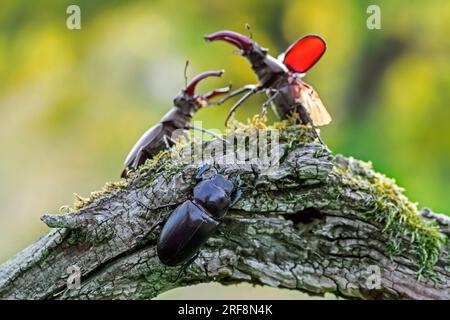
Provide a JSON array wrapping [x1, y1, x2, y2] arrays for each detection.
[[0, 124, 448, 300]]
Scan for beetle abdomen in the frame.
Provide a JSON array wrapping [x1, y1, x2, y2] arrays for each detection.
[[157, 201, 219, 266]]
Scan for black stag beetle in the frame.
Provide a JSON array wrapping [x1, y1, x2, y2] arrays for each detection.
[[121, 69, 230, 178], [157, 164, 241, 267], [204, 29, 332, 143]]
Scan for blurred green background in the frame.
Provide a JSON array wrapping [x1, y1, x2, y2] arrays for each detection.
[[0, 0, 448, 299]]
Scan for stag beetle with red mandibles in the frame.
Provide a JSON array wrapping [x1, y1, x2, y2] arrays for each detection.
[[121, 69, 230, 178], [204, 30, 331, 143]]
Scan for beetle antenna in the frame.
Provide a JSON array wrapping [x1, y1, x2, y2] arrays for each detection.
[[184, 60, 189, 88], [245, 23, 253, 39]]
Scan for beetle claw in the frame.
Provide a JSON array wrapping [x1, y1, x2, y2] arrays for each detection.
[[172, 251, 200, 282], [195, 163, 210, 182], [230, 189, 242, 207]]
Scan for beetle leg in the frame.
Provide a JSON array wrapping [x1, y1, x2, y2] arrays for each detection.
[[120, 168, 129, 179], [296, 104, 326, 145], [202, 84, 232, 103], [136, 200, 165, 225], [136, 200, 151, 211], [260, 90, 280, 116], [230, 189, 242, 207], [207, 84, 257, 106], [225, 86, 261, 125], [195, 163, 210, 182], [226, 176, 242, 207], [131, 146, 149, 170], [185, 124, 228, 143], [173, 251, 200, 282], [163, 135, 177, 149]]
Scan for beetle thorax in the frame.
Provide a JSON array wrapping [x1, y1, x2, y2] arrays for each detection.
[[246, 47, 287, 86], [160, 107, 192, 128], [193, 175, 234, 219]]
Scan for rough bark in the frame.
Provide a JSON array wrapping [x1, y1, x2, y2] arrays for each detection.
[[0, 125, 448, 300]]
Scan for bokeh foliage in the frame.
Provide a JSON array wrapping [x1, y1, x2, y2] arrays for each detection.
[[0, 0, 448, 298]]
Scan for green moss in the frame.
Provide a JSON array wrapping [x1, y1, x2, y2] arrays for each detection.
[[230, 114, 317, 144], [334, 156, 445, 279], [134, 150, 172, 178], [67, 230, 80, 245], [225, 115, 318, 157], [60, 179, 128, 213]]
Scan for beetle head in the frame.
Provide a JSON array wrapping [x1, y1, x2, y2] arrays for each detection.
[[173, 70, 230, 115]]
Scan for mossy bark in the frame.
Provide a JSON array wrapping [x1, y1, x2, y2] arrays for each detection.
[[0, 124, 448, 300]]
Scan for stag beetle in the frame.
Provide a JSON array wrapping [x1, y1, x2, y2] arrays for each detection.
[[121, 69, 230, 178], [157, 164, 241, 266], [205, 30, 331, 143]]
